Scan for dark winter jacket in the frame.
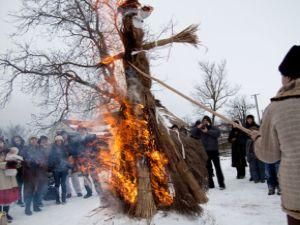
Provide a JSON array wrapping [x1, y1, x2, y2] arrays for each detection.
[[48, 144, 70, 172], [23, 144, 47, 181], [191, 125, 221, 152], [228, 128, 247, 167]]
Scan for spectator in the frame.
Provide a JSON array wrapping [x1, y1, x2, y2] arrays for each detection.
[[48, 135, 70, 205], [23, 136, 47, 215], [252, 45, 300, 225], [0, 138, 20, 223], [11, 135, 26, 207], [60, 131, 83, 198], [37, 135, 50, 206], [191, 116, 225, 190], [228, 121, 247, 179], [245, 115, 265, 183]]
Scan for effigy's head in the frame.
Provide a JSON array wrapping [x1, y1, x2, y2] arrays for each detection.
[[118, 0, 153, 29]]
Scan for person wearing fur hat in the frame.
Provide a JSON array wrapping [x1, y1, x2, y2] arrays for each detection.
[[252, 45, 300, 225], [48, 135, 70, 205], [0, 138, 19, 223]]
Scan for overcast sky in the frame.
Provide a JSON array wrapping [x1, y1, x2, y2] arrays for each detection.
[[0, 0, 300, 127]]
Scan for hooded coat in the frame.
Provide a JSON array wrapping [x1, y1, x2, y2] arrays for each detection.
[[228, 128, 247, 168], [255, 78, 300, 220]]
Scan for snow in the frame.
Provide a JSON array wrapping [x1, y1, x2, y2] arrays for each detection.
[[10, 157, 286, 225]]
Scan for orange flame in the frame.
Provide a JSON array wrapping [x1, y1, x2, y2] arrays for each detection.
[[103, 100, 173, 206], [100, 53, 124, 65]]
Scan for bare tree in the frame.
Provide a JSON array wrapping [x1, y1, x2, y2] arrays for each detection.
[[193, 60, 239, 124], [1, 124, 28, 141], [226, 96, 255, 123], [0, 0, 122, 129]]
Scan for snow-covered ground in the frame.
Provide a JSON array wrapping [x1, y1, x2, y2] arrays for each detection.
[[10, 157, 286, 225]]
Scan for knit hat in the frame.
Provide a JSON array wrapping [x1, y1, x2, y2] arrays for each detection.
[[279, 45, 300, 78], [54, 135, 64, 142]]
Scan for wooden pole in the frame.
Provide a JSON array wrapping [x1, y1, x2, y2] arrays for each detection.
[[128, 62, 252, 136]]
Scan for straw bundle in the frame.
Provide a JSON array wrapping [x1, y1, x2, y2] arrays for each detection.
[[142, 24, 200, 50], [134, 162, 157, 218]]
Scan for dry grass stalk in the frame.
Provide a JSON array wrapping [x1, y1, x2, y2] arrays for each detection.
[[142, 24, 200, 50]]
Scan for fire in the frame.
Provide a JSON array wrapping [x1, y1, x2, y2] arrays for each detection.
[[103, 100, 173, 207], [148, 150, 173, 206], [100, 53, 124, 65]]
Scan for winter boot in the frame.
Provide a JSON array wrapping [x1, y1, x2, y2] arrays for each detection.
[[25, 207, 32, 216], [62, 195, 67, 204], [33, 204, 42, 212], [77, 193, 83, 197], [17, 199, 25, 207], [24, 199, 33, 216], [3, 206, 13, 223], [268, 188, 275, 195], [277, 186, 281, 195], [66, 193, 72, 199], [84, 185, 92, 198], [219, 185, 226, 190], [55, 189, 61, 204]]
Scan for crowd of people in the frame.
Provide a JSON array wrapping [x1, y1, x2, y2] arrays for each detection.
[[0, 46, 299, 225], [190, 113, 280, 196], [0, 126, 108, 223]]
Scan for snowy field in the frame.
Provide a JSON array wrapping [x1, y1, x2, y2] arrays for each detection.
[[10, 157, 286, 225]]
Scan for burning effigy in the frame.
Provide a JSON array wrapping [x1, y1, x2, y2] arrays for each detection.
[[93, 0, 209, 219]]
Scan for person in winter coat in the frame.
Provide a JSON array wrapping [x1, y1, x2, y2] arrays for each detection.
[[191, 116, 225, 190], [0, 138, 19, 223], [11, 135, 26, 206], [5, 147, 23, 176], [23, 136, 47, 215], [228, 121, 247, 179], [36, 135, 50, 206], [72, 126, 95, 199], [245, 115, 265, 183], [48, 135, 70, 204], [252, 45, 300, 225], [60, 131, 83, 198]]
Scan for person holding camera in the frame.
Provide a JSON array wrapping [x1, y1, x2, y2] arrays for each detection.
[[191, 116, 225, 190]]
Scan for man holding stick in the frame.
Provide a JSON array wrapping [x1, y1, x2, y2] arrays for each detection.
[[252, 45, 300, 225]]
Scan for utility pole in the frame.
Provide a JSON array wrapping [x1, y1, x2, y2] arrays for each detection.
[[252, 94, 261, 124]]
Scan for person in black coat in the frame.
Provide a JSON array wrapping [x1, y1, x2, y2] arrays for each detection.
[[228, 121, 247, 179], [191, 115, 225, 189], [48, 135, 70, 204]]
